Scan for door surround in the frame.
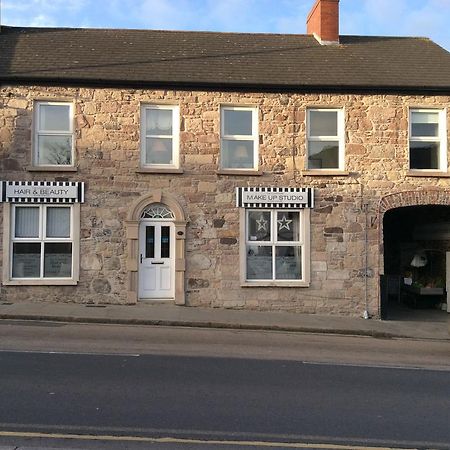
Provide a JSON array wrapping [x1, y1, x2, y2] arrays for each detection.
[[125, 190, 187, 304]]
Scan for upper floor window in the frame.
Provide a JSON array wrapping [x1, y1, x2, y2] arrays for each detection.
[[220, 106, 258, 170], [141, 105, 179, 168], [307, 109, 344, 170], [34, 102, 74, 166], [409, 109, 447, 171]]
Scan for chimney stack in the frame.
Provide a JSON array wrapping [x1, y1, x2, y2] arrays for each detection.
[[307, 0, 340, 45]]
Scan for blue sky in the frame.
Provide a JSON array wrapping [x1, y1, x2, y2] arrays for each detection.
[[2, 0, 450, 51]]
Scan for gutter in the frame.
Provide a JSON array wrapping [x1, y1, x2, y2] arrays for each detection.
[[1, 76, 450, 96]]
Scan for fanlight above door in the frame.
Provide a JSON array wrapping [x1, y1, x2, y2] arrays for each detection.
[[141, 203, 175, 220]]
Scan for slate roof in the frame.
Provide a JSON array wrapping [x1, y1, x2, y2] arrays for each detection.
[[1, 26, 450, 92]]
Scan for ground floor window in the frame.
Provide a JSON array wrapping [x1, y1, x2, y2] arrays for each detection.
[[244, 209, 309, 284], [11, 204, 74, 279]]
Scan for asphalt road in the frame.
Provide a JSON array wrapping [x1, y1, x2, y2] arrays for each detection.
[[0, 321, 449, 450]]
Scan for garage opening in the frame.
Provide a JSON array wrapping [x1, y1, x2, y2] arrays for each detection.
[[381, 205, 450, 320]]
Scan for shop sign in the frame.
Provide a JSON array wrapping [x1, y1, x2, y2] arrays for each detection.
[[236, 187, 314, 209], [1, 181, 84, 203]]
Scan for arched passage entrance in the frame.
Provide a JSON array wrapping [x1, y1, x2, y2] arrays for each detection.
[[379, 190, 450, 320], [125, 190, 187, 304]]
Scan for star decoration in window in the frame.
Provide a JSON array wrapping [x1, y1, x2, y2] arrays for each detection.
[[277, 215, 292, 231], [256, 216, 268, 232]]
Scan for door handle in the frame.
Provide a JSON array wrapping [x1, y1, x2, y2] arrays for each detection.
[[140, 254, 143, 264], [151, 261, 164, 265]]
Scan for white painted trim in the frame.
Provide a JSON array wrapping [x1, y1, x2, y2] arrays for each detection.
[[140, 104, 180, 170], [33, 101, 75, 168], [138, 220, 175, 300], [240, 207, 310, 285], [409, 107, 447, 172], [220, 105, 259, 171], [3, 203, 79, 284], [306, 108, 345, 171]]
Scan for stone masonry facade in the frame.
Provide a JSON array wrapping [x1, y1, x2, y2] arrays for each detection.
[[1, 85, 449, 317]]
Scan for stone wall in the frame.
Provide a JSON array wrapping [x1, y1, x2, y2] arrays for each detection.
[[1, 85, 449, 317]]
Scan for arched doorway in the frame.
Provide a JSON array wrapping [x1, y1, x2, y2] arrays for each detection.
[[379, 191, 450, 320], [125, 190, 187, 304]]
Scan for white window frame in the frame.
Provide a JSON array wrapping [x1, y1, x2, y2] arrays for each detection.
[[409, 108, 447, 172], [240, 208, 310, 287], [220, 105, 258, 171], [34, 101, 75, 167], [307, 108, 345, 170], [140, 104, 180, 169], [2, 203, 80, 285]]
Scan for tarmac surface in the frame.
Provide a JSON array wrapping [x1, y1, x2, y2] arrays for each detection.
[[0, 300, 449, 341]]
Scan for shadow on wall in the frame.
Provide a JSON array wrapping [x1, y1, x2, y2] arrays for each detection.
[[0, 27, 31, 176]]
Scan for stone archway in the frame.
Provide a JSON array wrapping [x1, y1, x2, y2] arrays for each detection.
[[378, 189, 450, 317], [379, 189, 450, 271], [125, 189, 187, 304]]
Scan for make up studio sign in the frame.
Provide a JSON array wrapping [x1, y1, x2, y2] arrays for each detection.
[[237, 187, 314, 209]]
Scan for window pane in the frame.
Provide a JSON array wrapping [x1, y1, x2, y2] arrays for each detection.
[[222, 140, 254, 169], [410, 141, 439, 169], [223, 110, 252, 135], [15, 207, 39, 238], [146, 109, 173, 135], [12, 242, 41, 278], [277, 212, 300, 242], [146, 226, 155, 258], [308, 141, 339, 169], [46, 207, 70, 238], [38, 135, 72, 165], [275, 246, 301, 280], [248, 211, 271, 241], [309, 111, 338, 136], [411, 112, 439, 137], [246, 245, 272, 280], [145, 137, 173, 164], [161, 226, 170, 258], [39, 104, 70, 131], [44, 243, 72, 278]]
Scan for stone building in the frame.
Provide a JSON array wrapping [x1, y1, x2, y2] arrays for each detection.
[[1, 0, 450, 319]]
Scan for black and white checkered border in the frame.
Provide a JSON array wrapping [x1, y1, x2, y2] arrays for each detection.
[[236, 186, 314, 209]]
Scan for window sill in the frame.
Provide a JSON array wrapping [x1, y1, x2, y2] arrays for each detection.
[[3, 279, 78, 286], [136, 167, 184, 174], [241, 281, 310, 288], [27, 166, 78, 172], [407, 170, 450, 178], [302, 170, 349, 176], [217, 169, 263, 176]]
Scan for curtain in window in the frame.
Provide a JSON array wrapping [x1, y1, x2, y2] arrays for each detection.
[[15, 207, 39, 238], [46, 207, 70, 238]]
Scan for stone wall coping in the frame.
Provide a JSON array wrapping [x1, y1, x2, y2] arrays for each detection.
[[407, 170, 450, 178], [241, 281, 310, 288], [216, 169, 263, 176], [302, 170, 350, 176], [27, 166, 78, 172], [136, 168, 184, 174], [3, 279, 78, 286]]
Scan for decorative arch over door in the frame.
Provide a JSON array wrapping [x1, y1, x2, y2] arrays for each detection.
[[125, 190, 187, 304]]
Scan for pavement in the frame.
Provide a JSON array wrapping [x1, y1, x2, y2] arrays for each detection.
[[0, 300, 449, 341]]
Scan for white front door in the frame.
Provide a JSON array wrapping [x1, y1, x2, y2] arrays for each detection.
[[139, 221, 175, 299]]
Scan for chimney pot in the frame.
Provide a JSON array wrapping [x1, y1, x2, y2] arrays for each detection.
[[307, 0, 340, 44]]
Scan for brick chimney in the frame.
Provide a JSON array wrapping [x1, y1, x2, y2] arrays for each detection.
[[306, 0, 340, 45]]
